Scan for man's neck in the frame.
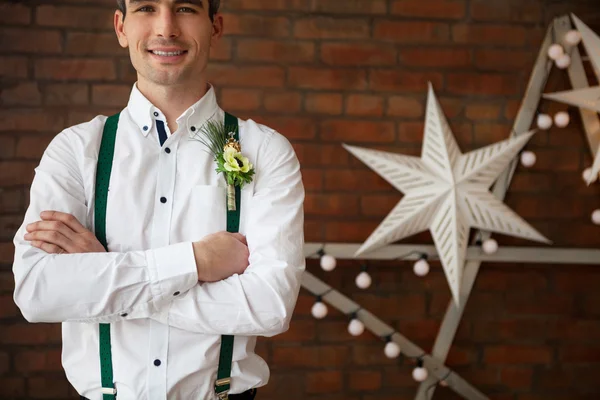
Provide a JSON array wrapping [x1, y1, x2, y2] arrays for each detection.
[[136, 79, 209, 132]]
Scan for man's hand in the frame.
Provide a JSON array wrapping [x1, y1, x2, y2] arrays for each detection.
[[193, 232, 250, 282], [24, 211, 106, 254]]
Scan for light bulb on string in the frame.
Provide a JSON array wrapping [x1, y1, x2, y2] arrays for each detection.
[[536, 113, 553, 130], [311, 296, 328, 319], [482, 238, 498, 255], [355, 264, 372, 289], [583, 167, 598, 184], [556, 53, 571, 69], [412, 358, 429, 382], [383, 336, 401, 359], [554, 111, 570, 128], [592, 209, 600, 225], [565, 29, 582, 45], [347, 313, 365, 336], [413, 255, 430, 277], [520, 151, 536, 168], [547, 43, 564, 60], [318, 249, 337, 272]]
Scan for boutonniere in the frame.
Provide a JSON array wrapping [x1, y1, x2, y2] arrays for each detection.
[[191, 120, 255, 211]]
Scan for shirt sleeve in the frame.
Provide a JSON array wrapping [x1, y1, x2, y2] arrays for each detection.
[[149, 128, 306, 337], [12, 129, 199, 324]]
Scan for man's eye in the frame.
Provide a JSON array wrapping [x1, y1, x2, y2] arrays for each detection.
[[177, 7, 196, 13], [137, 6, 154, 12]]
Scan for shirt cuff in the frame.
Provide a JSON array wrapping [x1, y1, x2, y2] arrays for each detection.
[[146, 242, 199, 303]]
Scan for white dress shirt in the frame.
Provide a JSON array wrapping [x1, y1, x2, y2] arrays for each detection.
[[12, 84, 305, 400]]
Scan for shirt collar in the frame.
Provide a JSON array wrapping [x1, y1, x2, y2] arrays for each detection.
[[126, 83, 219, 137]]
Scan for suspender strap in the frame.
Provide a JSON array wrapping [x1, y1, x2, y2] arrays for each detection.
[[95, 113, 120, 399], [215, 112, 240, 400]]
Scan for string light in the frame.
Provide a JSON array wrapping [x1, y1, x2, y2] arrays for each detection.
[[347, 312, 365, 336], [311, 294, 329, 319], [554, 111, 570, 128], [318, 248, 337, 271], [565, 29, 582, 45], [547, 43, 564, 60], [482, 238, 498, 255], [412, 358, 429, 382], [355, 264, 372, 289], [413, 254, 430, 277], [383, 335, 401, 359], [556, 53, 572, 69], [536, 113, 553, 130], [520, 151, 537, 168]]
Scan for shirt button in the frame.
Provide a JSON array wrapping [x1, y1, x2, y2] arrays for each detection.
[[173, 291, 180, 296], [190, 126, 196, 132], [143, 126, 148, 131], [154, 359, 161, 367], [120, 313, 128, 317], [153, 112, 159, 117], [160, 197, 167, 203], [165, 147, 171, 154]]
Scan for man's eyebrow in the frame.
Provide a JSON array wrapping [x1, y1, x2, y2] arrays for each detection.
[[128, 0, 204, 5]]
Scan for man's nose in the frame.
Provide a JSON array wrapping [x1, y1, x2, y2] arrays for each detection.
[[155, 10, 180, 38]]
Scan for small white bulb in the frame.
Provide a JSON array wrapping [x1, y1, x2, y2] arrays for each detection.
[[556, 53, 571, 69], [348, 318, 365, 336], [355, 271, 372, 289], [412, 367, 429, 382], [554, 111, 570, 128], [536, 113, 553, 130], [520, 151, 536, 168], [320, 254, 337, 271], [583, 167, 598, 183], [565, 30, 582, 45], [592, 209, 600, 225], [311, 301, 328, 319], [547, 43, 564, 60], [413, 258, 430, 277], [384, 341, 401, 359], [482, 238, 498, 255]]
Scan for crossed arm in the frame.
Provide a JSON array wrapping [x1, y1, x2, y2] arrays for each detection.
[[13, 129, 305, 337]]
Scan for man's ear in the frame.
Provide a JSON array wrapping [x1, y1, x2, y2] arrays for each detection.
[[114, 10, 129, 48], [210, 14, 224, 47]]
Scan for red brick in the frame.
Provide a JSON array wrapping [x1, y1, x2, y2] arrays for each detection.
[[348, 370, 382, 391], [560, 346, 600, 363], [325, 221, 378, 242], [536, 367, 573, 391], [316, 321, 379, 343], [352, 344, 399, 366], [304, 193, 359, 217], [294, 17, 370, 39], [0, 82, 41, 106], [36, 5, 113, 29], [387, 96, 424, 118], [306, 370, 342, 394], [0, 2, 31, 25], [505, 292, 574, 316], [452, 24, 528, 46], [470, 0, 542, 23], [220, 88, 262, 111], [321, 43, 396, 66], [0, 351, 7, 374], [305, 93, 343, 115], [360, 194, 401, 216], [271, 319, 316, 342], [446, 73, 520, 96], [447, 345, 476, 366], [374, 21, 450, 43], [465, 104, 502, 121], [211, 37, 232, 61], [0, 377, 25, 398], [324, 170, 392, 192], [66, 32, 126, 56], [0, 109, 64, 133], [288, 67, 367, 90], [28, 376, 70, 399], [15, 349, 62, 372], [0, 295, 18, 319], [321, 120, 395, 143], [484, 345, 553, 364], [301, 169, 323, 191], [399, 47, 471, 68], [292, 143, 351, 166], [501, 367, 533, 389], [15, 134, 56, 159], [0, 242, 16, 264], [222, 13, 290, 37], [257, 117, 316, 140], [304, 220, 323, 242], [0, 189, 22, 213], [0, 27, 62, 54], [90, 84, 131, 107], [391, 0, 466, 19], [532, 149, 580, 172], [475, 49, 534, 71], [346, 94, 384, 117], [0, 324, 61, 345], [264, 92, 302, 113], [44, 83, 89, 106], [0, 162, 34, 185], [207, 65, 285, 88], [272, 345, 349, 368], [311, 0, 387, 14], [370, 70, 443, 93], [224, 0, 289, 10], [237, 39, 315, 63], [0, 56, 29, 78], [353, 293, 426, 319], [36, 59, 116, 81]]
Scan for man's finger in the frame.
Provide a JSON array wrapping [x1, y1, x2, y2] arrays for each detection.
[[231, 233, 247, 245], [40, 211, 87, 234], [26, 220, 75, 241], [30, 240, 66, 254], [25, 230, 71, 253]]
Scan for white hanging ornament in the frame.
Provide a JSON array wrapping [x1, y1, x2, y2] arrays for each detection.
[[412, 365, 429, 382], [348, 317, 365, 336], [565, 29, 582, 45], [547, 43, 564, 60], [592, 209, 600, 225], [555, 53, 571, 69], [554, 111, 570, 128], [311, 300, 328, 319], [536, 113, 553, 130], [413, 256, 430, 277], [320, 254, 337, 271], [482, 238, 498, 255], [355, 271, 372, 289], [384, 340, 401, 359], [520, 151, 536, 168], [583, 167, 598, 184]]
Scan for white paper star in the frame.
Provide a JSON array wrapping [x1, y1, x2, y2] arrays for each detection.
[[543, 14, 600, 184], [344, 84, 551, 305]]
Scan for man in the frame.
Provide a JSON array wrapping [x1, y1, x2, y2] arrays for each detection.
[[11, 1, 305, 399]]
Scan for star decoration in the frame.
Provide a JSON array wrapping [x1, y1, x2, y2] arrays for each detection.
[[543, 14, 600, 184], [344, 84, 551, 305]]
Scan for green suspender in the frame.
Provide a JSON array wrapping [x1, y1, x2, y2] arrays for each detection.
[[215, 112, 240, 400], [96, 112, 241, 400], [95, 113, 120, 400]]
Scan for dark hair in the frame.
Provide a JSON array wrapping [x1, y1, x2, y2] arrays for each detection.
[[116, 0, 220, 21]]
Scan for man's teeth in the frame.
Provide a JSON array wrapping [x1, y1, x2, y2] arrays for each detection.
[[152, 50, 184, 56]]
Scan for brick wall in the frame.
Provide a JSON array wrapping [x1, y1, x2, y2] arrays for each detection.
[[1, 0, 600, 399]]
